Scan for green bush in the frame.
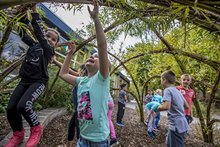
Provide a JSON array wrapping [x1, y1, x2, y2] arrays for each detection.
[[37, 66, 74, 111], [0, 93, 9, 113], [0, 78, 20, 114]]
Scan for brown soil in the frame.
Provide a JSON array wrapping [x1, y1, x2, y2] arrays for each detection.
[[0, 114, 10, 141], [0, 107, 216, 147]]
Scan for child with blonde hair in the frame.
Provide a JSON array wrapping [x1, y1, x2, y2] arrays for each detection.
[[176, 74, 196, 124]]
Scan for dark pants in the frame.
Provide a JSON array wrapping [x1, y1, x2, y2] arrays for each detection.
[[166, 129, 187, 147], [117, 102, 125, 123], [7, 82, 45, 132], [185, 115, 193, 124], [68, 111, 80, 141]]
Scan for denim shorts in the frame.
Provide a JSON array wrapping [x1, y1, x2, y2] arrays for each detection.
[[77, 136, 109, 147]]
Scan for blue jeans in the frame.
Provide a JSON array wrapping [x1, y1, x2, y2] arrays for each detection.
[[77, 136, 109, 147], [155, 112, 160, 128], [166, 129, 187, 147]]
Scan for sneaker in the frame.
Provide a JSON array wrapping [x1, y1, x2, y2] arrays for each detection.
[[4, 129, 25, 147], [116, 122, 124, 127], [25, 124, 43, 147], [110, 138, 118, 146], [152, 131, 157, 137], [147, 131, 155, 139]]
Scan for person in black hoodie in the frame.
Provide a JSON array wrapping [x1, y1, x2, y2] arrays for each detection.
[[5, 4, 60, 147]]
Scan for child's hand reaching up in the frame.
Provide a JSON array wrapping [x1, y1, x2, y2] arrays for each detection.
[[67, 41, 76, 55], [88, 0, 99, 20]]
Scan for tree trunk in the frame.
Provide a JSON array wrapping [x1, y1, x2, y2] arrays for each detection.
[[193, 98, 207, 142], [139, 104, 144, 122], [108, 51, 144, 122]]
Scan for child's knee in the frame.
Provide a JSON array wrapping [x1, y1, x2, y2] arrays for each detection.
[[17, 101, 32, 113]]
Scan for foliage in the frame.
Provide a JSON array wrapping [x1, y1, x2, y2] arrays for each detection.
[[125, 24, 219, 93], [0, 76, 17, 112], [192, 101, 206, 118], [0, 93, 10, 113], [37, 65, 74, 111]]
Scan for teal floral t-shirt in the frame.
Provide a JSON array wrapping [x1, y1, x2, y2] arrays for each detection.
[[76, 71, 110, 142]]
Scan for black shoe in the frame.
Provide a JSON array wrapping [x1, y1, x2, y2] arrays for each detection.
[[152, 131, 157, 137], [147, 131, 155, 139], [110, 138, 118, 146]]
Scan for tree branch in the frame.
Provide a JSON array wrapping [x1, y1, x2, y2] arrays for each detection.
[[111, 87, 137, 100], [75, 15, 135, 53], [0, 55, 25, 83], [149, 48, 220, 71], [207, 70, 220, 123], [110, 53, 144, 76], [0, 75, 20, 89], [209, 118, 220, 127], [151, 29, 187, 73], [108, 51, 142, 109]]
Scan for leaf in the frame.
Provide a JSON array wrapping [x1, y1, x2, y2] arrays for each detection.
[[201, 11, 212, 24], [182, 7, 190, 25], [172, 5, 186, 15]]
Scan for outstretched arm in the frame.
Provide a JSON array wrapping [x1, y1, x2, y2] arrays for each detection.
[[14, 6, 36, 46], [59, 42, 78, 86], [30, 4, 55, 58], [88, 0, 109, 79], [53, 57, 79, 76]]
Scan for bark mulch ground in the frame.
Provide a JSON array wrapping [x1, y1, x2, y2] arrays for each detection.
[[0, 106, 217, 147]]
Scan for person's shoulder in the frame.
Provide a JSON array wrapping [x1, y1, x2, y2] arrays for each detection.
[[189, 87, 195, 92], [165, 87, 179, 94], [176, 85, 183, 90], [77, 76, 88, 83], [164, 87, 172, 91], [96, 71, 110, 82]]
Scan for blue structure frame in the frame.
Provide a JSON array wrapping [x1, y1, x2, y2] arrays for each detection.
[[38, 3, 81, 41]]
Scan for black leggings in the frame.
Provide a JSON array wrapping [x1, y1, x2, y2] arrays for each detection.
[[7, 82, 45, 132], [67, 111, 80, 141]]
